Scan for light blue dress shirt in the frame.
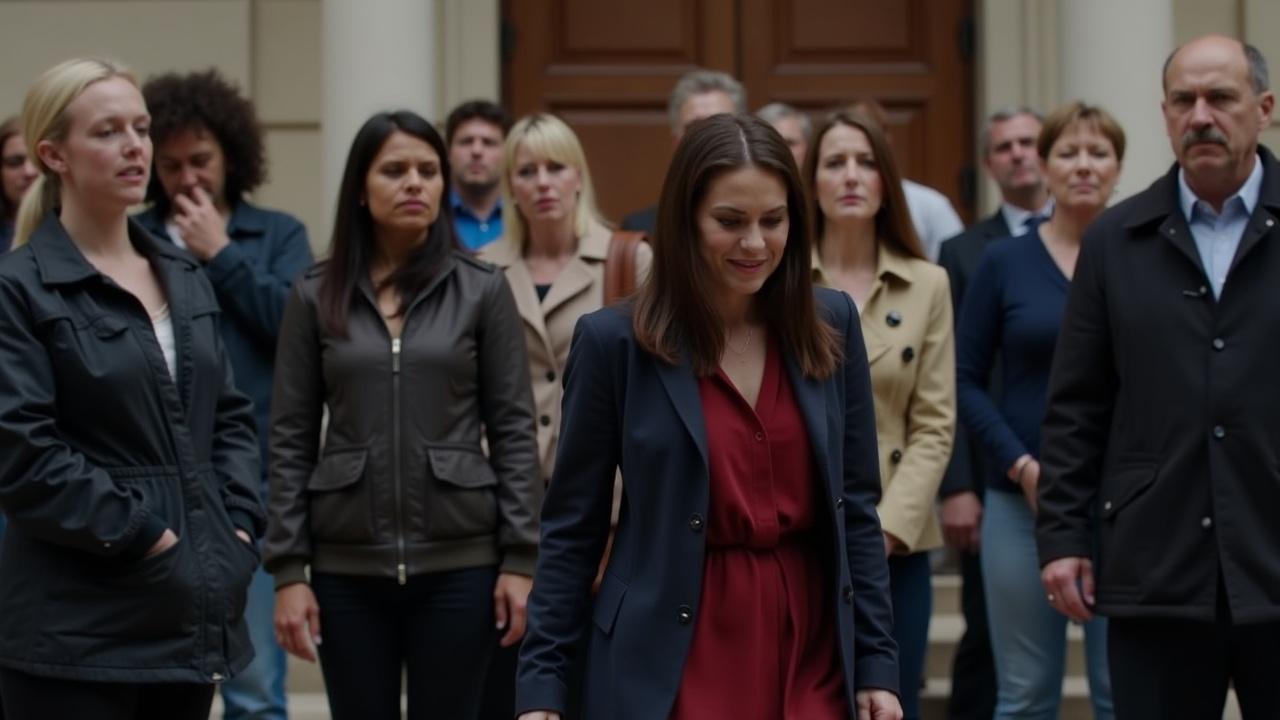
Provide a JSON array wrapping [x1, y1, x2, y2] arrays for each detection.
[[450, 190, 503, 250], [1178, 156, 1263, 299]]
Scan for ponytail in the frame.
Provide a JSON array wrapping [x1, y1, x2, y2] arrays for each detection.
[[12, 173, 57, 248]]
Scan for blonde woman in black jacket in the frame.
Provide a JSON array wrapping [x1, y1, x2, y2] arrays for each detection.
[[0, 58, 263, 720], [265, 110, 541, 720]]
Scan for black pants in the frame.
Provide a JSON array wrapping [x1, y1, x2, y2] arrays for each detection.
[[947, 547, 996, 720], [1108, 584, 1280, 720], [0, 668, 213, 720], [311, 566, 497, 720]]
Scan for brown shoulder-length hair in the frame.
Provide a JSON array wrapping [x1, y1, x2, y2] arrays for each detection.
[[804, 108, 926, 261], [632, 113, 842, 378]]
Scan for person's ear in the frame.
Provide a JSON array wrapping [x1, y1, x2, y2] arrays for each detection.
[[36, 139, 65, 175]]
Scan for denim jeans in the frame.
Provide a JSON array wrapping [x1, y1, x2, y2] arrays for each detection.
[[310, 566, 497, 720], [981, 489, 1113, 720], [219, 566, 287, 720], [889, 551, 932, 720]]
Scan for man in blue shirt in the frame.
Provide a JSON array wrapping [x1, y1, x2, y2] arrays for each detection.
[[445, 100, 511, 249], [134, 69, 313, 720]]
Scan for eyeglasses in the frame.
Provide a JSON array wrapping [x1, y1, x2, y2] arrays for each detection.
[[2, 154, 29, 169]]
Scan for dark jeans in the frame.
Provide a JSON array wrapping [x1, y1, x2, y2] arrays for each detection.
[[311, 566, 498, 720], [0, 668, 213, 720], [947, 547, 996, 720], [1108, 581, 1280, 720], [889, 551, 933, 720]]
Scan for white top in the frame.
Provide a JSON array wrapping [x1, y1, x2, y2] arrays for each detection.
[[151, 304, 177, 380], [902, 179, 964, 262], [165, 221, 188, 250]]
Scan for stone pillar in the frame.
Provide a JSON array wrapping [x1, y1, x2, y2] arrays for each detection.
[[321, 0, 437, 230], [1058, 0, 1175, 202]]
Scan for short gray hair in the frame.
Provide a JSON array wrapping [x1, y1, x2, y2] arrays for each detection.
[[668, 70, 746, 133], [1161, 40, 1270, 95], [980, 106, 1042, 157], [756, 102, 813, 141]]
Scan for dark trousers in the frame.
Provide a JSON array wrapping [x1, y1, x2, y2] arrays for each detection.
[[1108, 584, 1280, 720], [947, 547, 996, 720], [0, 668, 214, 720], [311, 566, 498, 720], [890, 552, 933, 720], [478, 641, 518, 720]]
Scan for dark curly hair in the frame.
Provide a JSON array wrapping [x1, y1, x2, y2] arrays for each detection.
[[142, 68, 266, 214]]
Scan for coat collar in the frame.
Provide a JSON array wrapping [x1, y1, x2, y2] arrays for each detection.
[[811, 241, 917, 287], [29, 210, 197, 287], [1124, 146, 1280, 280]]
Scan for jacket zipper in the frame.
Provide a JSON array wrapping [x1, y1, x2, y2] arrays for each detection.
[[392, 337, 407, 585]]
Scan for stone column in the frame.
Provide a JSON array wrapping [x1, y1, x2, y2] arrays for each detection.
[[321, 0, 437, 228], [1058, 0, 1175, 202]]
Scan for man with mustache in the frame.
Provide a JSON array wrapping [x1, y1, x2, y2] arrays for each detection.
[[446, 100, 512, 250], [1036, 35, 1280, 718], [134, 69, 313, 720]]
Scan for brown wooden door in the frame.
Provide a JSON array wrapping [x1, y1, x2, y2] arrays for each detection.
[[503, 0, 974, 223]]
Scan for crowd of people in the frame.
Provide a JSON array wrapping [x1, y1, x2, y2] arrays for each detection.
[[0, 30, 1275, 720]]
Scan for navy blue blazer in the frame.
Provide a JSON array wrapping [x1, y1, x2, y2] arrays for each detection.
[[516, 287, 899, 718]]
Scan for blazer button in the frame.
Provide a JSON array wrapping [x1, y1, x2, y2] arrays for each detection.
[[1212, 338, 1225, 351], [1212, 425, 1226, 439], [1201, 516, 1213, 530], [545, 369, 557, 382], [834, 496, 845, 509], [842, 585, 854, 603], [677, 605, 693, 624], [689, 513, 704, 532], [540, 415, 552, 427], [901, 346, 915, 362], [890, 449, 903, 464]]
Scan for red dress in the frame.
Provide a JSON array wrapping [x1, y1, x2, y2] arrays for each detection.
[[670, 339, 849, 719]]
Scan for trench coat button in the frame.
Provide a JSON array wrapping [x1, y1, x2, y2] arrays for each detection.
[[677, 605, 693, 624], [1213, 425, 1226, 439], [1212, 338, 1225, 351], [689, 513, 704, 532], [886, 311, 902, 327], [890, 449, 903, 464], [834, 496, 844, 509], [901, 346, 915, 363], [540, 415, 552, 427], [545, 370, 556, 382], [1103, 500, 1113, 512], [1201, 516, 1213, 530], [842, 585, 855, 603]]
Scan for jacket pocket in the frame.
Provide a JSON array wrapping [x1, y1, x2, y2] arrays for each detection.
[[425, 445, 498, 540], [1099, 462, 1158, 520], [592, 571, 628, 635], [306, 445, 375, 543], [1097, 461, 1159, 591]]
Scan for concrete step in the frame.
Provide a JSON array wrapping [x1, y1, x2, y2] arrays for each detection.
[[924, 613, 1087, 681], [932, 572, 961, 616]]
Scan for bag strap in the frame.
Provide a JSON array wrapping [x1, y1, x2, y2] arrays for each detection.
[[603, 231, 646, 306]]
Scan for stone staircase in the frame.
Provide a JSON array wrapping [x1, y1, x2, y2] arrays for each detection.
[[211, 572, 1245, 719]]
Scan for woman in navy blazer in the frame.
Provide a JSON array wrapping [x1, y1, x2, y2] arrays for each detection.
[[516, 114, 900, 720]]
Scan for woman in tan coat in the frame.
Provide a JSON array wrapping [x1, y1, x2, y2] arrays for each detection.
[[806, 108, 956, 720], [478, 112, 650, 719]]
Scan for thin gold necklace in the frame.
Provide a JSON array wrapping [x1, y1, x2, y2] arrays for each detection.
[[726, 325, 754, 355]]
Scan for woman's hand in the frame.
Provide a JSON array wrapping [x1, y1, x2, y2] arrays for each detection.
[[144, 528, 179, 558], [1018, 459, 1041, 514], [882, 530, 902, 558], [494, 572, 533, 648], [517, 713, 561, 720], [275, 583, 322, 662], [855, 688, 903, 720]]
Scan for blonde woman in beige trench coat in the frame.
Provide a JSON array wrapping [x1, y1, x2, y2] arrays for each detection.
[[477, 113, 651, 720]]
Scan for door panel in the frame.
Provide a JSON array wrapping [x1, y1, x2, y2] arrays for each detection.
[[504, 0, 974, 223]]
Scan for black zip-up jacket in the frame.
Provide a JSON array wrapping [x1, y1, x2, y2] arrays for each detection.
[[0, 212, 266, 683], [264, 253, 541, 589]]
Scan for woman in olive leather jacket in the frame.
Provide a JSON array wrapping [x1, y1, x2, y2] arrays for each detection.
[[264, 111, 541, 720]]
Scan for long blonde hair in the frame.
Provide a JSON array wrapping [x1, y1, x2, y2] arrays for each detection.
[[499, 113, 608, 252], [13, 58, 135, 247]]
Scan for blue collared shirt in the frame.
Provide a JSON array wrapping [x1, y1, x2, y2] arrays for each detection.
[[1178, 156, 1263, 299], [450, 190, 503, 250]]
